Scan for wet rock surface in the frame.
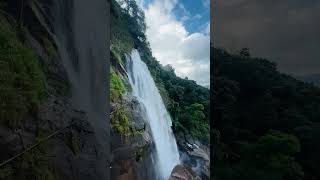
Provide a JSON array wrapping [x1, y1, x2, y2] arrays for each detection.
[[110, 95, 156, 180], [176, 133, 210, 180], [169, 165, 202, 180]]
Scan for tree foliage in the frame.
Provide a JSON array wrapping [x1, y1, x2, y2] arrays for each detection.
[[212, 47, 320, 180]]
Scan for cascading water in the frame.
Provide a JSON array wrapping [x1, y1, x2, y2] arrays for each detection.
[[127, 49, 180, 179], [49, 0, 109, 179]]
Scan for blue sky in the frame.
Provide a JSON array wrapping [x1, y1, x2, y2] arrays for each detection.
[[140, 0, 210, 33], [136, 0, 210, 86], [172, 0, 210, 33]]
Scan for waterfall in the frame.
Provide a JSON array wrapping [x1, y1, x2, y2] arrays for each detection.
[[127, 49, 180, 179], [49, 0, 109, 179]]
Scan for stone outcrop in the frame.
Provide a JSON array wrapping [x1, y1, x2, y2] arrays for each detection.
[[0, 95, 107, 180], [176, 133, 210, 180], [110, 95, 156, 180], [169, 165, 202, 180]]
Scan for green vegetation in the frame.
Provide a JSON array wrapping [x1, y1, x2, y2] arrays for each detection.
[[0, 18, 45, 128], [215, 131, 303, 180], [110, 102, 145, 137], [134, 147, 145, 162], [111, 0, 136, 58], [180, 103, 209, 139], [0, 129, 58, 180], [111, 0, 210, 142], [213, 47, 320, 180], [111, 104, 130, 136], [110, 67, 126, 102]]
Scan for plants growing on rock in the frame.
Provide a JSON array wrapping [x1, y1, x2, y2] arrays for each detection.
[[110, 67, 126, 102], [0, 17, 45, 128], [111, 104, 130, 137]]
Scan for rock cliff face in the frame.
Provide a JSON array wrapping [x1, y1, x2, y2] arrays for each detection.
[[169, 165, 202, 180], [110, 95, 157, 180], [176, 133, 210, 180], [0, 96, 107, 180], [0, 1, 109, 179]]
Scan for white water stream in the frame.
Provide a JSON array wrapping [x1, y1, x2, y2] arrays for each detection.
[[127, 49, 180, 179]]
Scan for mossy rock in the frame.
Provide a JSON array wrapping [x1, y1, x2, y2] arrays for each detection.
[[111, 101, 145, 138], [110, 67, 127, 102], [111, 103, 130, 137]]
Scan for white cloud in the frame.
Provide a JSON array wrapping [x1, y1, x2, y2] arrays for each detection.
[[143, 0, 210, 86], [181, 33, 210, 61], [178, 3, 190, 16], [193, 14, 202, 19], [202, 0, 210, 7], [180, 15, 190, 22]]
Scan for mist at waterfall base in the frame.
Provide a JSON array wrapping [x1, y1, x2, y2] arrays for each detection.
[[127, 50, 180, 179], [50, 0, 109, 178]]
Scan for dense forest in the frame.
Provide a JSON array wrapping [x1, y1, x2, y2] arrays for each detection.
[[212, 47, 320, 180], [110, 0, 210, 143]]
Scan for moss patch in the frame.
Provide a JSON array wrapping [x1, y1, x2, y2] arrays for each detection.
[[0, 18, 45, 128], [111, 104, 130, 137], [111, 102, 145, 138], [110, 67, 126, 102]]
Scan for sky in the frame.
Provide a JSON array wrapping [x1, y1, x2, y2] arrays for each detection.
[[214, 0, 320, 76], [136, 0, 210, 87]]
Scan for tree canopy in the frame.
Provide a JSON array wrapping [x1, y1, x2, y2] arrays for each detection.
[[212, 47, 320, 180]]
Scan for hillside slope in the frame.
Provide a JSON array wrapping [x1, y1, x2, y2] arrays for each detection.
[[213, 47, 320, 180]]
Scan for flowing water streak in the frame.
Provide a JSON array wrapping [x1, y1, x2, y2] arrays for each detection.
[[50, 0, 109, 179], [127, 49, 180, 179]]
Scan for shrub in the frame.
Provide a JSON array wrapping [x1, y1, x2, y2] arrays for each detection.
[[111, 104, 130, 136], [0, 18, 45, 128], [110, 67, 126, 102]]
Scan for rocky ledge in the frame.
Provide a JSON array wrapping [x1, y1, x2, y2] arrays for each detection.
[[169, 165, 202, 180], [0, 95, 108, 180], [176, 133, 210, 180], [110, 95, 156, 180]]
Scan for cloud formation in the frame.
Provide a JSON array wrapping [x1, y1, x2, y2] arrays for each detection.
[[143, 0, 210, 86], [214, 0, 320, 76]]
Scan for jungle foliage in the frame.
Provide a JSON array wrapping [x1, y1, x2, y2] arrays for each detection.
[[212, 47, 320, 180]]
